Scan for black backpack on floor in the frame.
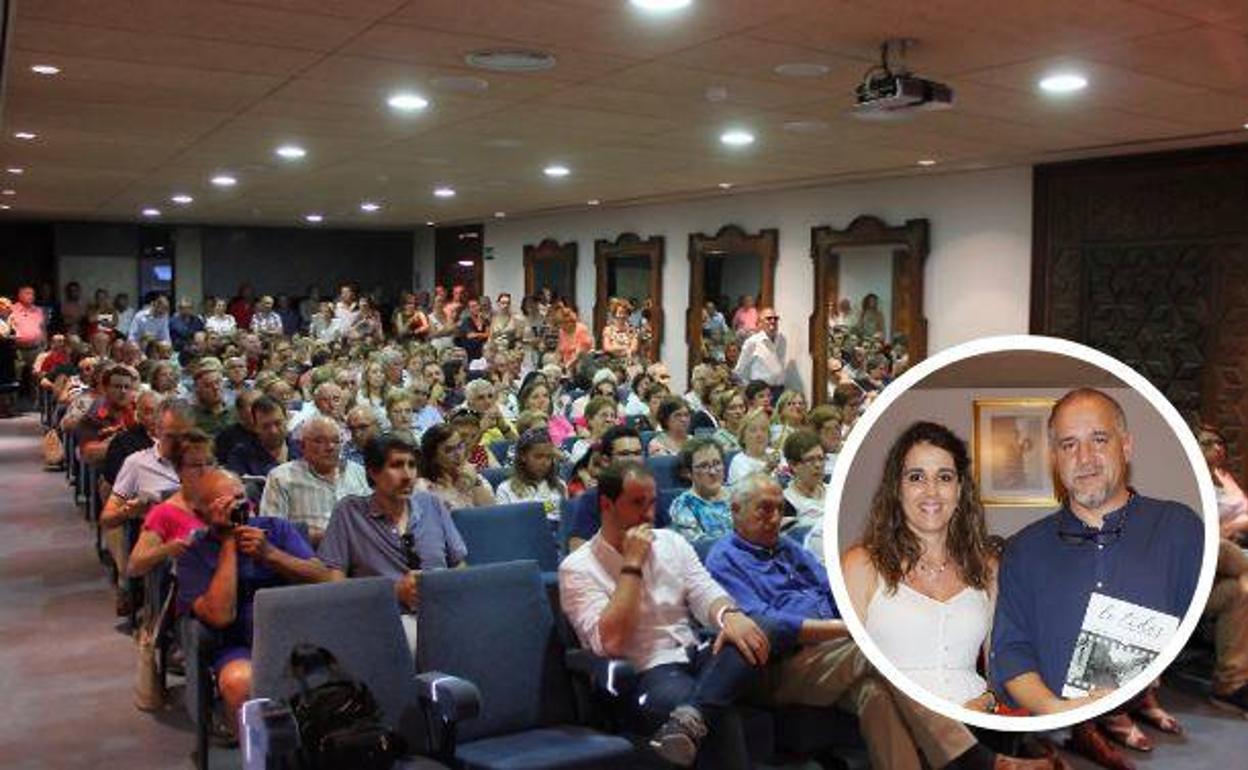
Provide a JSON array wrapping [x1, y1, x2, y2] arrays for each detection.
[[287, 643, 405, 770]]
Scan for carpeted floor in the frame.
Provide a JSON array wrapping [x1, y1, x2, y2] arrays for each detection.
[[0, 410, 1243, 770]]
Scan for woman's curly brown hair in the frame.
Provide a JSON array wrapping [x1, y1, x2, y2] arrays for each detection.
[[863, 421, 993, 593]]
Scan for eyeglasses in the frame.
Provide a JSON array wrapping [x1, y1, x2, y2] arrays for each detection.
[[762, 315, 779, 322], [1057, 522, 1124, 547], [692, 460, 724, 472], [399, 533, 422, 570]]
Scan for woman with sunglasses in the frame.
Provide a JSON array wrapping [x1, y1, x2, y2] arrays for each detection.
[[416, 423, 496, 510]]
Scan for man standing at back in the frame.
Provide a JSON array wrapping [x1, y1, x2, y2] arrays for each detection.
[[733, 308, 785, 400]]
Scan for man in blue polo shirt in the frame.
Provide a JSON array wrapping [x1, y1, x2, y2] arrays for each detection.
[[177, 468, 331, 736], [709, 473, 1040, 770], [318, 434, 467, 655], [568, 424, 678, 551], [990, 388, 1204, 715]]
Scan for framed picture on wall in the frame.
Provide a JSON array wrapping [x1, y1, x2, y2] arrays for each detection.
[[972, 398, 1059, 507]]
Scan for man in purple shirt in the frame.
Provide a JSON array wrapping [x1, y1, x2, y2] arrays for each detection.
[[318, 434, 467, 655]]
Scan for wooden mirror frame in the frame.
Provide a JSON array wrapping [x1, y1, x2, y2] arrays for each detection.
[[523, 238, 578, 305], [593, 232, 665, 361], [686, 225, 779, 377], [808, 215, 929, 405]]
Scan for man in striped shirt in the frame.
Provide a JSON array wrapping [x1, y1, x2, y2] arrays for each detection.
[[259, 416, 369, 546]]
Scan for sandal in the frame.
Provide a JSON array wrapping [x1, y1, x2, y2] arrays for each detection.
[[1066, 722, 1134, 770], [1098, 713, 1152, 752]]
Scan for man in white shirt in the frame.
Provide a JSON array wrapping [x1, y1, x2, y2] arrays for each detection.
[[127, 295, 172, 345], [559, 462, 771, 769], [732, 308, 785, 398]]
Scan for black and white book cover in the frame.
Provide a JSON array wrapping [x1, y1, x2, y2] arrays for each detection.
[[1061, 592, 1180, 699]]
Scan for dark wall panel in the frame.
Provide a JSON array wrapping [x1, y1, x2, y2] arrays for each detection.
[[201, 226, 413, 299]]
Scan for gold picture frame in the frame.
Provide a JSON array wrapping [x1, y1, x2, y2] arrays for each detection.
[[972, 398, 1059, 507]]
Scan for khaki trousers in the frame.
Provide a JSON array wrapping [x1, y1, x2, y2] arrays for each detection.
[[753, 638, 976, 770], [1209, 539, 1248, 693]]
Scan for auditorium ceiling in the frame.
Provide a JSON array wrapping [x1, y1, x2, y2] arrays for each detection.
[[2, 0, 1246, 226]]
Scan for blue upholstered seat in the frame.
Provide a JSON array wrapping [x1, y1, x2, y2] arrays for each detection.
[[452, 502, 560, 573]]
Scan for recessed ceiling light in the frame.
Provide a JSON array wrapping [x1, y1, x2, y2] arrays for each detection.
[[705, 85, 728, 102], [433, 187, 456, 198], [917, 158, 937, 166], [426, 221, 437, 227], [170, 194, 194, 205], [13, 132, 36, 140], [494, 211, 506, 218], [465, 49, 556, 73], [305, 214, 324, 224], [6, 167, 23, 175], [630, 0, 693, 12], [211, 174, 237, 187], [387, 92, 429, 112], [31, 64, 61, 76], [774, 63, 830, 78], [275, 144, 306, 160], [544, 164, 571, 178], [1, 189, 15, 196], [360, 201, 381, 213], [1242, 122, 1248, 130], [0, 204, 10, 210], [720, 129, 755, 147], [1038, 72, 1088, 94], [587, 199, 601, 206], [141, 208, 161, 217], [457, 259, 475, 267], [717, 182, 734, 190]]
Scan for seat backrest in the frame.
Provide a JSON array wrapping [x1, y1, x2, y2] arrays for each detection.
[[250, 578, 427, 752], [418, 561, 576, 741], [452, 502, 560, 572], [656, 486, 684, 529], [645, 454, 686, 490], [488, 440, 513, 465], [639, 430, 655, 455], [480, 466, 508, 491]]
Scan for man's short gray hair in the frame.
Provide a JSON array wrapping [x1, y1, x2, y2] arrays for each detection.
[[464, 379, 494, 400], [302, 415, 340, 440], [159, 398, 195, 424], [730, 472, 783, 517]]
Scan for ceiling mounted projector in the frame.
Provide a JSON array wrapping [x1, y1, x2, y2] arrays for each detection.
[[852, 39, 953, 121]]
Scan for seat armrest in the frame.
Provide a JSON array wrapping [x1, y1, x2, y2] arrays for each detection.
[[565, 648, 637, 697], [239, 698, 300, 770], [415, 671, 482, 724]]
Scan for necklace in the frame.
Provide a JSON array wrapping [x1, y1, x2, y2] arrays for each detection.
[[913, 557, 949, 577]]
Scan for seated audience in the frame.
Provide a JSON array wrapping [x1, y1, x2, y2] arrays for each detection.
[[667, 437, 733, 549], [259, 415, 369, 544], [190, 358, 235, 439], [213, 389, 260, 465], [177, 469, 331, 734], [781, 430, 826, 529], [728, 408, 775, 485], [495, 428, 567, 523], [566, 425, 647, 551], [226, 395, 300, 478], [648, 396, 692, 457], [319, 434, 467, 655], [416, 423, 495, 509], [342, 403, 380, 464]]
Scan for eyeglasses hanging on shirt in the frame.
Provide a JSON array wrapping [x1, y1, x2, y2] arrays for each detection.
[[400, 532, 422, 571]]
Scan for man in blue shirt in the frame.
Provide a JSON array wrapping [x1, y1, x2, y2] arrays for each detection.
[[991, 388, 1204, 715], [708, 473, 1037, 770], [177, 468, 332, 734], [318, 434, 467, 655]]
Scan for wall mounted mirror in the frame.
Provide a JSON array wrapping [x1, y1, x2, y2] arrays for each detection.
[[593, 233, 665, 361], [523, 238, 577, 305], [686, 225, 779, 376], [809, 216, 929, 405]]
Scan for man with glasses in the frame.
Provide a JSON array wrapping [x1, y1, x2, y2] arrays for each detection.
[[101, 399, 195, 614], [733, 307, 787, 401], [411, 380, 444, 436], [259, 416, 369, 546], [566, 425, 657, 552], [320, 434, 467, 656], [341, 404, 379, 465], [990, 388, 1206, 714]]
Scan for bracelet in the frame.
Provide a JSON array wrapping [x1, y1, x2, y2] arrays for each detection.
[[716, 605, 741, 630], [619, 565, 643, 579]]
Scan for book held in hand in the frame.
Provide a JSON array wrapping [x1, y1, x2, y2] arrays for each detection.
[[1061, 592, 1179, 699]]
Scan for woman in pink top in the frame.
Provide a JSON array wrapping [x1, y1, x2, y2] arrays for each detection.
[[127, 430, 215, 578], [732, 294, 758, 334], [556, 306, 593, 368]]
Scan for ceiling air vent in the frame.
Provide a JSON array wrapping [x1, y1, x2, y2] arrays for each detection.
[[465, 49, 556, 73]]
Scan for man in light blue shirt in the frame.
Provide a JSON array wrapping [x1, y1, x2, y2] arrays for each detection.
[[127, 295, 171, 344]]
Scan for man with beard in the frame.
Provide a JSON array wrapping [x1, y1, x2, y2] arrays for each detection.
[[991, 388, 1203, 715], [319, 434, 466, 655]]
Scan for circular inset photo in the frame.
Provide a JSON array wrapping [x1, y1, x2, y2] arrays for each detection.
[[823, 335, 1219, 732]]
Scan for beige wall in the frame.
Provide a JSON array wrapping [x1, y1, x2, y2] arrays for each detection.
[[835, 386, 1203, 552]]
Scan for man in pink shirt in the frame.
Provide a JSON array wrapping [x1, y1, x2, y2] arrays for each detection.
[[11, 286, 45, 405]]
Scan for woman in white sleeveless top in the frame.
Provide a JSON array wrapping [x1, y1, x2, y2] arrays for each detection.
[[843, 421, 999, 712]]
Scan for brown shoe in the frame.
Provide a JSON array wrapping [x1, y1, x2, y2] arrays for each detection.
[[1066, 722, 1134, 770]]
